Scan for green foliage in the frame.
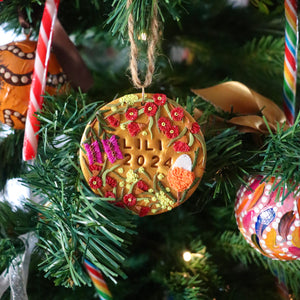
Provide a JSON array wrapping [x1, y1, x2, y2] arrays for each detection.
[[23, 91, 136, 287], [106, 0, 186, 38], [220, 231, 300, 296], [198, 126, 258, 204], [239, 36, 284, 79], [233, 35, 285, 104], [166, 239, 223, 300], [258, 113, 300, 199], [0, 0, 43, 34], [0, 201, 36, 271], [0, 200, 36, 238], [250, 0, 283, 14], [0, 128, 25, 191]]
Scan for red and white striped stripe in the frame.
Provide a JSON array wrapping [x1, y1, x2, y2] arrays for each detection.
[[23, 0, 60, 161]]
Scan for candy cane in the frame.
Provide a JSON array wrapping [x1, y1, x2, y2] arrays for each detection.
[[84, 259, 113, 300], [283, 0, 298, 125], [23, 0, 60, 161]]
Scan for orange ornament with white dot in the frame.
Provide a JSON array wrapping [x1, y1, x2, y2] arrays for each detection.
[[0, 39, 67, 129], [235, 175, 300, 260]]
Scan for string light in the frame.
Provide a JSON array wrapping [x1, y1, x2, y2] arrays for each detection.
[[138, 32, 147, 41], [182, 250, 205, 262], [183, 251, 192, 262]]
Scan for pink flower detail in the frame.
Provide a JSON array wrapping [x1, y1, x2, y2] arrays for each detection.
[[165, 125, 179, 139], [101, 135, 123, 163], [173, 141, 190, 152], [89, 176, 103, 189], [125, 108, 138, 121], [84, 141, 103, 165], [171, 107, 184, 121], [144, 102, 158, 117], [127, 122, 141, 136], [190, 122, 201, 134], [153, 93, 167, 106], [123, 194, 137, 206]]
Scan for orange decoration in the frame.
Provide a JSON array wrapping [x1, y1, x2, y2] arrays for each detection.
[[0, 39, 68, 129], [167, 167, 195, 192]]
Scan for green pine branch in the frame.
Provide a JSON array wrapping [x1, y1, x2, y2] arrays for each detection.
[[165, 239, 224, 300], [198, 126, 259, 205], [0, 201, 36, 271], [23, 90, 136, 287], [0, 128, 25, 191], [106, 0, 185, 38], [257, 113, 300, 199], [240, 35, 284, 79], [220, 230, 300, 297], [250, 0, 283, 14]]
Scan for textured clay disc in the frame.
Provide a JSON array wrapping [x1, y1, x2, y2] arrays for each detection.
[[79, 93, 206, 216]]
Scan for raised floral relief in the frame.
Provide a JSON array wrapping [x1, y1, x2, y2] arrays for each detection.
[[80, 93, 206, 216]]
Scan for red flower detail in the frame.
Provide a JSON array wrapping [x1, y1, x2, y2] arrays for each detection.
[[190, 122, 201, 134], [125, 108, 138, 121], [89, 164, 103, 172], [153, 93, 167, 106], [123, 194, 137, 206], [171, 107, 184, 121], [144, 102, 158, 117], [89, 176, 103, 189], [137, 180, 149, 191], [105, 191, 116, 199], [165, 125, 179, 139], [127, 122, 140, 136], [158, 117, 172, 132], [173, 141, 190, 152], [106, 176, 117, 187], [139, 206, 150, 217], [107, 115, 120, 127]]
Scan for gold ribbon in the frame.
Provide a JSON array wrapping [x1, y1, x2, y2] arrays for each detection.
[[192, 81, 288, 133]]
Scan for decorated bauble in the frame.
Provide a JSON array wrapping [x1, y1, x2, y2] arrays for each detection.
[[235, 175, 300, 260], [0, 39, 67, 129], [79, 93, 206, 216]]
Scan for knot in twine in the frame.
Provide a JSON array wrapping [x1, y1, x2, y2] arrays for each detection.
[[127, 0, 159, 89]]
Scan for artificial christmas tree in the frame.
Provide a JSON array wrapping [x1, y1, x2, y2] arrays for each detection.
[[1, 0, 300, 299]]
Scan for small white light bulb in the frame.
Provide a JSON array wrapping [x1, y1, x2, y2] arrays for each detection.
[[183, 251, 192, 262], [140, 32, 147, 41]]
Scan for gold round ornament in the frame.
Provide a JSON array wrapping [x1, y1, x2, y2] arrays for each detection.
[[79, 93, 206, 216]]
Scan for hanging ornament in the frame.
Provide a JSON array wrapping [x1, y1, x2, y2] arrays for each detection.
[[0, 39, 67, 130], [79, 93, 206, 216], [235, 175, 300, 260]]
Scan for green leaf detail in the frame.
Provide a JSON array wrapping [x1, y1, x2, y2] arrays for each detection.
[[167, 127, 188, 147], [192, 148, 200, 172], [194, 134, 206, 165], [158, 181, 177, 203], [164, 103, 172, 119], [102, 164, 121, 185], [188, 132, 195, 147], [148, 117, 154, 139]]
